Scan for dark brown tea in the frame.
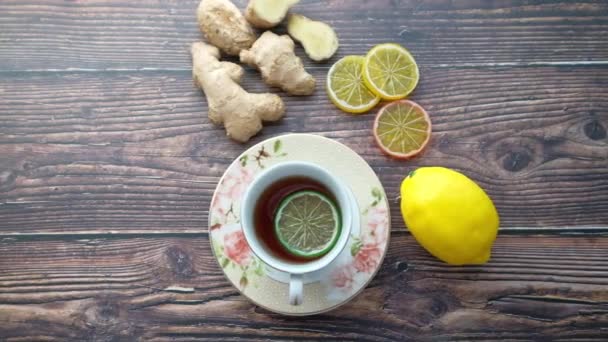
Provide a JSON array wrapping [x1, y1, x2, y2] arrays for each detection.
[[253, 176, 337, 263]]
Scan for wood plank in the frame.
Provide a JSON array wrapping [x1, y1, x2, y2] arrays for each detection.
[[0, 234, 607, 340], [1, 67, 607, 234], [1, 0, 607, 71]]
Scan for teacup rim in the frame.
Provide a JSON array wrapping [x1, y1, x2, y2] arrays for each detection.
[[240, 160, 354, 275]]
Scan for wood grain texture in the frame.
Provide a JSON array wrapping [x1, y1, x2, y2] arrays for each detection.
[[1, 67, 606, 234], [1, 234, 608, 341], [1, 0, 608, 339], [1, 0, 607, 71]]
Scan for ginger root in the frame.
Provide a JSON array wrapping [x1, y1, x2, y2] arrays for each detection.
[[240, 31, 316, 96], [197, 0, 256, 56], [245, 0, 299, 29], [287, 14, 339, 62], [191, 42, 285, 142]]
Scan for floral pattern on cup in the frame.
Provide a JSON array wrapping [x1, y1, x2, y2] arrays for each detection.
[[353, 243, 383, 273], [224, 230, 252, 266], [210, 139, 287, 288], [323, 187, 389, 302], [209, 136, 390, 306], [210, 167, 254, 226], [212, 223, 264, 289]]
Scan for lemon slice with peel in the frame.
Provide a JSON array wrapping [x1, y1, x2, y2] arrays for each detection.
[[373, 100, 431, 159], [274, 190, 341, 258], [363, 43, 419, 100], [326, 56, 380, 114]]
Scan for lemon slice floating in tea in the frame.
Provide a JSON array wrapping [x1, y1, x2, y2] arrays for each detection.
[[363, 43, 419, 100], [327, 55, 380, 114], [274, 190, 341, 258], [373, 100, 432, 159]]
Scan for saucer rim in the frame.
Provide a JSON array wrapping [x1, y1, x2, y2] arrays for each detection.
[[208, 133, 391, 316]]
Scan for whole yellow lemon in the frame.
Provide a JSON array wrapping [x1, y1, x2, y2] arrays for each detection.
[[400, 167, 499, 265]]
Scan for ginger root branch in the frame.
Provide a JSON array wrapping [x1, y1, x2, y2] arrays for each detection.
[[191, 42, 285, 142], [287, 14, 339, 62], [197, 0, 256, 56], [240, 31, 316, 96], [245, 0, 299, 29]]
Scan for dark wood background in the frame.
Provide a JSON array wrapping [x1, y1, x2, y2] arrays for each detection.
[[1, 0, 607, 340]]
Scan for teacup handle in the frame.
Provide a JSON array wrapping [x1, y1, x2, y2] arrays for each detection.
[[289, 274, 303, 306]]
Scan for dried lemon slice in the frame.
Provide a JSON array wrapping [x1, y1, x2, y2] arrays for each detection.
[[327, 56, 380, 114], [363, 43, 419, 100]]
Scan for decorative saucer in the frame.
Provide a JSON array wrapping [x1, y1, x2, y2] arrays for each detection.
[[208, 134, 390, 315]]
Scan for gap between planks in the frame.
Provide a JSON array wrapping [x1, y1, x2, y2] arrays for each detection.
[[1, 60, 608, 74]]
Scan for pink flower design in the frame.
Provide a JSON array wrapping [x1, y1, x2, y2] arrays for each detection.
[[331, 265, 356, 290], [366, 206, 389, 244], [353, 243, 382, 273], [211, 166, 255, 220], [223, 230, 252, 266], [224, 166, 255, 201]]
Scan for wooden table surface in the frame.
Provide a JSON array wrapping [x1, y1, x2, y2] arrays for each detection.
[[1, 0, 608, 340]]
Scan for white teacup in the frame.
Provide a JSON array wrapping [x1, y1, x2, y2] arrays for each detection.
[[241, 161, 354, 305]]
